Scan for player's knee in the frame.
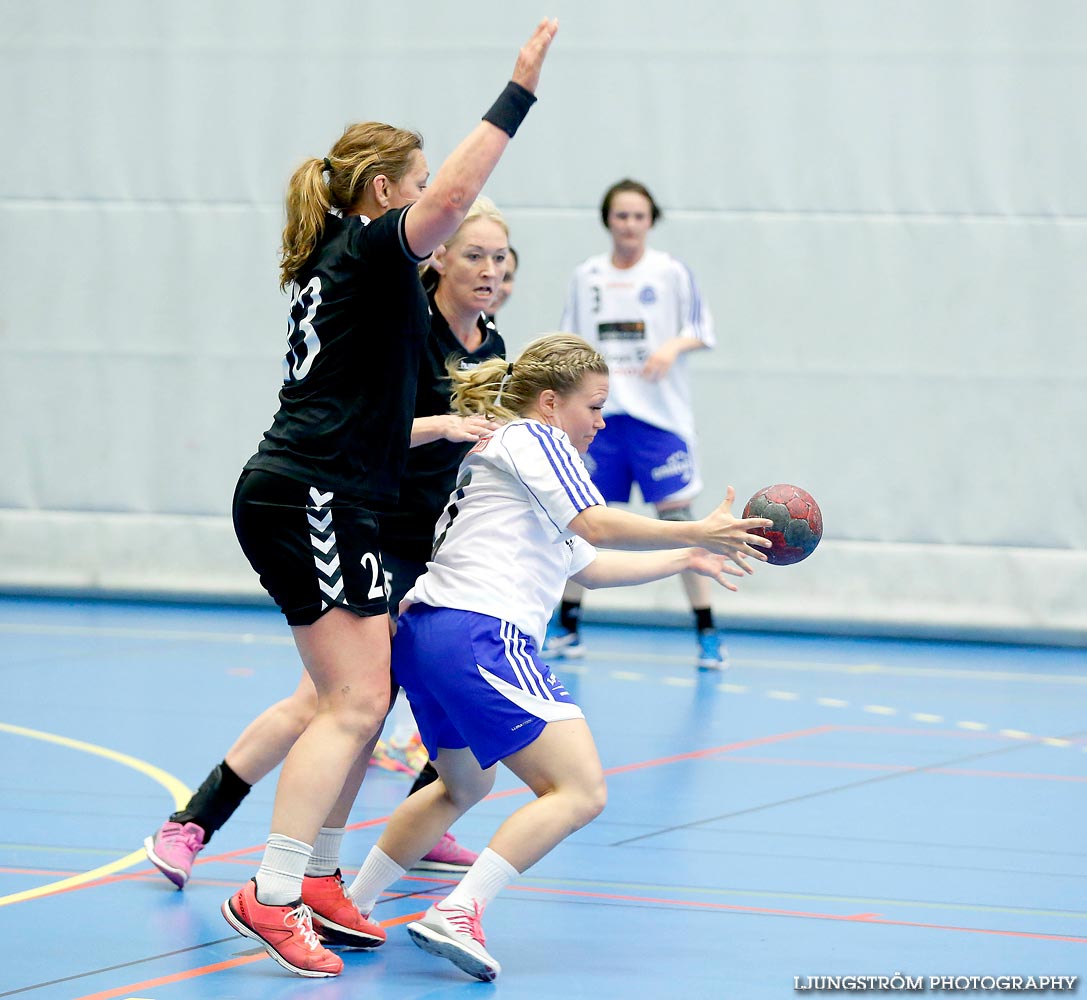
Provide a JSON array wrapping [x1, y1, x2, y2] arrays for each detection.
[[657, 504, 693, 523], [322, 694, 389, 744], [278, 689, 319, 736], [443, 766, 496, 810], [570, 774, 607, 829]]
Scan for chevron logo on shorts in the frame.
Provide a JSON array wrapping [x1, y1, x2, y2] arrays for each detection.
[[308, 486, 343, 607]]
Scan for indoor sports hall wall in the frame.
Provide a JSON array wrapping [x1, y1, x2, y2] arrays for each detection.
[[1, 1, 1084, 645]]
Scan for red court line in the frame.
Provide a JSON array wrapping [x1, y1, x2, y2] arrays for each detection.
[[74, 954, 268, 1000], [70, 909, 432, 1000], [60, 725, 836, 897], [72, 875, 1086, 999], [487, 724, 837, 797], [502, 883, 1087, 944]]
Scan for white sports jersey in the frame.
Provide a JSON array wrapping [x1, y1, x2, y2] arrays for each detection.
[[407, 419, 602, 645], [560, 247, 715, 442]]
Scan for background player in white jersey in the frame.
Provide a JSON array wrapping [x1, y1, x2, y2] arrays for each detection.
[[549, 178, 726, 668], [341, 334, 773, 982]]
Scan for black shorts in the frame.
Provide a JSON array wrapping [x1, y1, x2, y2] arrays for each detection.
[[381, 551, 428, 611], [233, 469, 389, 626]]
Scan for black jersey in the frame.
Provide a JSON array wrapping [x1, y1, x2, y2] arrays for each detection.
[[379, 295, 507, 562], [245, 207, 429, 505]]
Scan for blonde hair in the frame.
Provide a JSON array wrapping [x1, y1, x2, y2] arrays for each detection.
[[419, 196, 509, 293], [449, 334, 608, 423], [279, 122, 423, 291]]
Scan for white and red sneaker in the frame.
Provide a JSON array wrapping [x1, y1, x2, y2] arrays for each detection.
[[406, 899, 500, 982]]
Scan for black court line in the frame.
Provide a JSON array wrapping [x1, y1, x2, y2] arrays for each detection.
[[610, 729, 1087, 847], [0, 938, 239, 998]]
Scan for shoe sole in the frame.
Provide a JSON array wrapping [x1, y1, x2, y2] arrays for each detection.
[[311, 913, 386, 949], [544, 644, 585, 659], [696, 660, 726, 671], [221, 898, 340, 978], [143, 836, 188, 889], [406, 920, 499, 982], [412, 859, 473, 873]]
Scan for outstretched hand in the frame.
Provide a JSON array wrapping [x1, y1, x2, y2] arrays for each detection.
[[699, 486, 774, 570], [686, 548, 747, 592], [511, 18, 559, 94]]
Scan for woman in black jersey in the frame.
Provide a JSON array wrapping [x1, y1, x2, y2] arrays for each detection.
[[212, 21, 557, 979], [145, 200, 510, 894]]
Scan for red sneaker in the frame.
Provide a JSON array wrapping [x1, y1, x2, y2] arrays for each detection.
[[302, 869, 386, 949], [221, 879, 343, 977]]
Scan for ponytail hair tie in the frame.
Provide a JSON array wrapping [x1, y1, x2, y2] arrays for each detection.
[[322, 157, 332, 173], [493, 362, 515, 409]]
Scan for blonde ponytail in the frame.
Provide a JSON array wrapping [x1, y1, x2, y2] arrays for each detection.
[[448, 334, 607, 422]]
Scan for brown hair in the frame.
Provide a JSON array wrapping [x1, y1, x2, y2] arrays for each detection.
[[599, 178, 661, 227], [449, 333, 608, 423], [279, 122, 423, 290]]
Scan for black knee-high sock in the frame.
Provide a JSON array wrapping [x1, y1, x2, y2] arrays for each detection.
[[170, 760, 251, 843], [408, 759, 439, 797], [559, 599, 581, 635]]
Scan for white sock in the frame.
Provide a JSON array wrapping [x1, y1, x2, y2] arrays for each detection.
[[305, 826, 345, 878], [442, 847, 518, 913], [255, 834, 311, 905], [348, 845, 406, 915]]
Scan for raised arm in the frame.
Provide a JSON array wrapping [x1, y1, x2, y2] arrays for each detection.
[[403, 19, 558, 258]]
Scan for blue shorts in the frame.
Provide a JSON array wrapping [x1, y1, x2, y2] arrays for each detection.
[[585, 414, 701, 504], [391, 604, 584, 769]]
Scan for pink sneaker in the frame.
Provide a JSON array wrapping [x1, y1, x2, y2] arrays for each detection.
[[144, 821, 205, 888], [221, 879, 343, 978], [415, 832, 479, 872]]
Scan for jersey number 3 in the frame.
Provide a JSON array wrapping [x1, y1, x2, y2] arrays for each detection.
[[283, 277, 324, 383]]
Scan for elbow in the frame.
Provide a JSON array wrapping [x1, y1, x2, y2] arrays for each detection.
[[427, 187, 471, 228], [571, 510, 609, 548]]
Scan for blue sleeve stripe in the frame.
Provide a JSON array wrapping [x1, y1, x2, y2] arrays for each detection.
[[525, 422, 597, 509], [679, 260, 707, 336]]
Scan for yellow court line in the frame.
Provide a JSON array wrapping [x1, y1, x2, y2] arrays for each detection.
[[0, 722, 191, 907]]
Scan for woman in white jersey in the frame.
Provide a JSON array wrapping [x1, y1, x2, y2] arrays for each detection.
[[342, 334, 773, 982], [549, 179, 727, 669]]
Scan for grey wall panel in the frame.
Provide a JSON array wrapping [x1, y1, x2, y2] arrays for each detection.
[[1, 0, 1084, 640]]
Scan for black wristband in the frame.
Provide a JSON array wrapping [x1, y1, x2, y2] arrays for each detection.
[[482, 81, 537, 138]]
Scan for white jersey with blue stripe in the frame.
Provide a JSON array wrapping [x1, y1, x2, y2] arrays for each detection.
[[559, 246, 714, 442], [408, 419, 602, 645]]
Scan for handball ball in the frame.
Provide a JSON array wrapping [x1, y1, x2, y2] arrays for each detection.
[[743, 484, 822, 566]]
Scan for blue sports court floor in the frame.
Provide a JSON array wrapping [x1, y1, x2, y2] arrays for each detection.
[[1, 596, 1084, 999]]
